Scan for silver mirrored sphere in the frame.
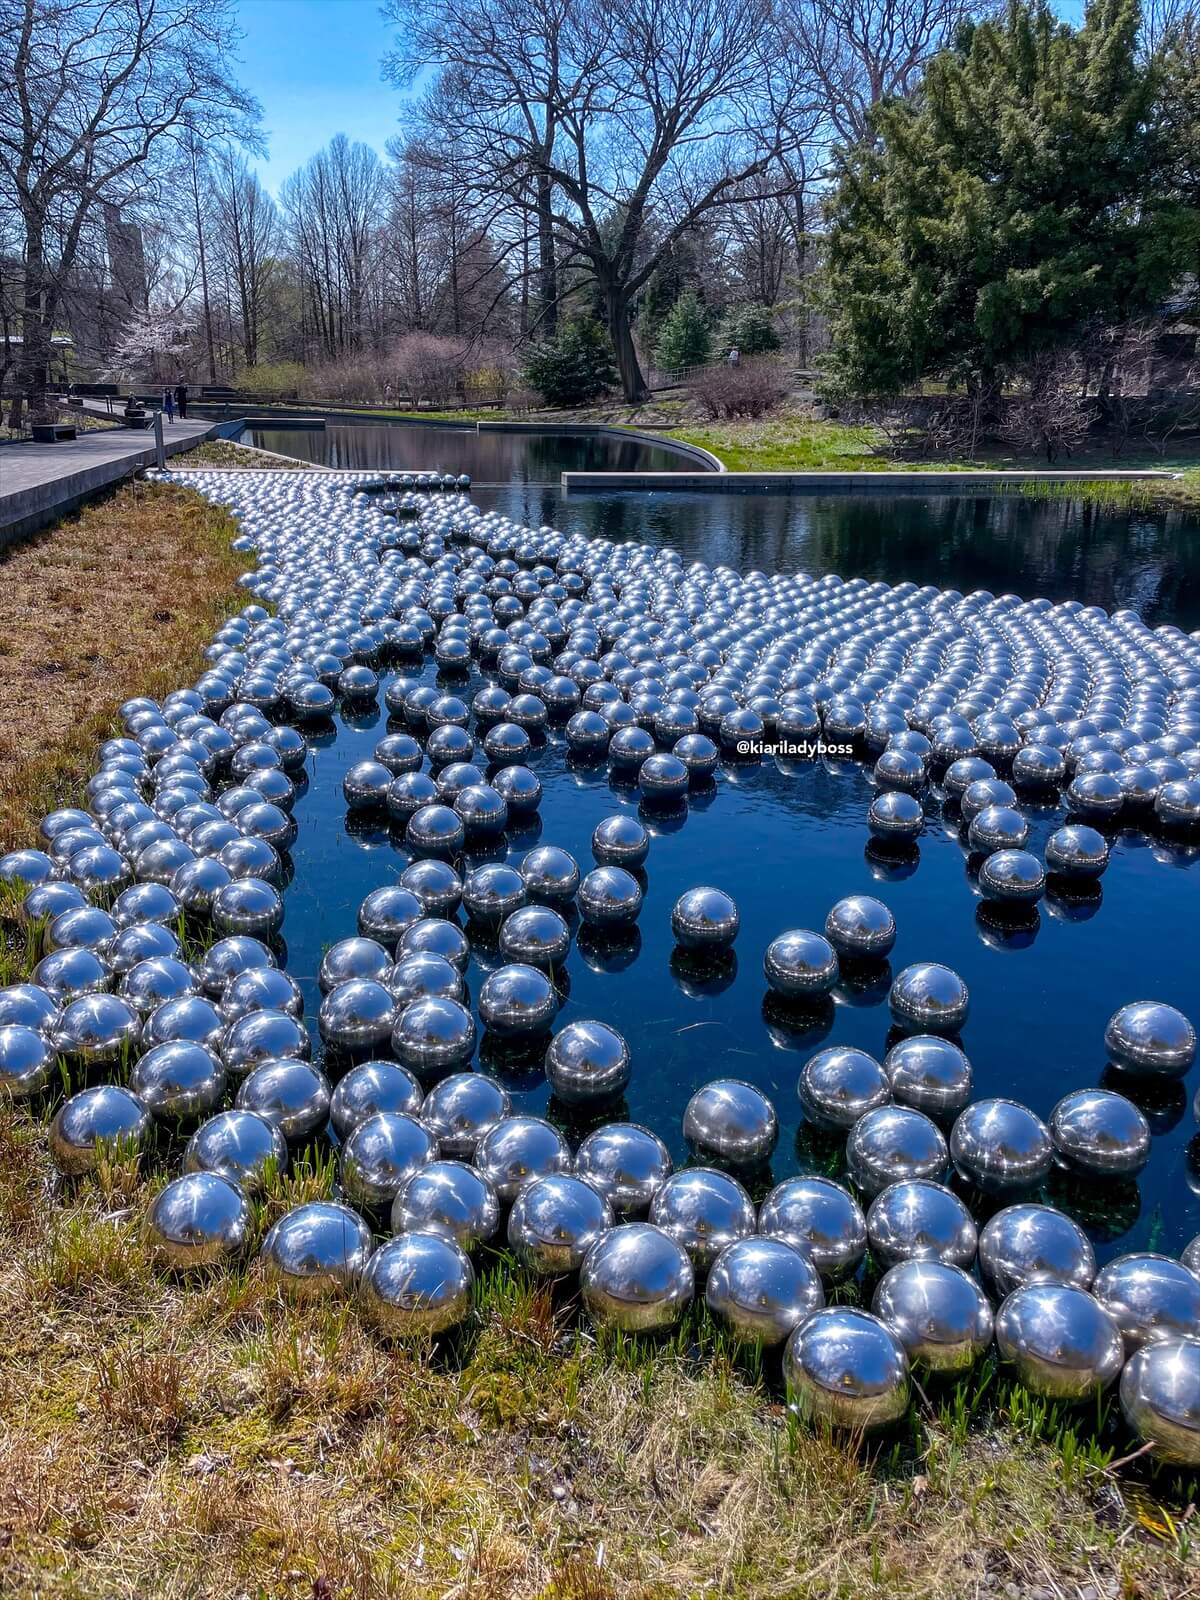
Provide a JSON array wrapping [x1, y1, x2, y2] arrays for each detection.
[[994, 1283, 1124, 1400], [329, 1059, 424, 1141], [1120, 1337, 1200, 1465], [580, 1221, 694, 1332], [1104, 1001, 1196, 1078], [478, 963, 557, 1039], [950, 1098, 1052, 1194], [846, 1105, 949, 1197], [798, 1046, 890, 1132], [577, 865, 644, 929], [648, 1166, 756, 1273], [882, 1035, 973, 1121], [545, 1019, 631, 1105], [575, 1122, 672, 1218], [0, 1023, 56, 1098], [360, 1232, 476, 1337], [49, 1084, 151, 1176], [392, 1159, 501, 1251], [340, 1110, 436, 1209], [147, 1170, 252, 1269], [671, 887, 739, 950], [784, 1308, 910, 1432], [261, 1201, 374, 1299], [683, 1078, 778, 1165], [873, 1260, 993, 1373], [866, 1179, 978, 1269], [473, 1114, 572, 1203], [391, 995, 477, 1079], [824, 894, 896, 960], [130, 1040, 226, 1119], [508, 1173, 614, 1274], [1049, 1088, 1151, 1178], [978, 1203, 1096, 1298], [419, 1071, 510, 1158], [889, 963, 969, 1036], [184, 1107, 288, 1190], [1092, 1253, 1200, 1353], [235, 1059, 331, 1140], [705, 1236, 824, 1346], [759, 1176, 867, 1282], [763, 929, 839, 998]]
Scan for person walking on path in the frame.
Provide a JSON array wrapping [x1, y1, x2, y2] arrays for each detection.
[[162, 387, 175, 424], [174, 381, 188, 419]]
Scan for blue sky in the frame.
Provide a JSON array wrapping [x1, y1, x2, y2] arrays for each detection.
[[232, 0, 411, 192]]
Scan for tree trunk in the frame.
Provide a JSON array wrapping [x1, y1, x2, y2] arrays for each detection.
[[20, 221, 53, 425], [605, 283, 647, 402], [536, 172, 557, 339]]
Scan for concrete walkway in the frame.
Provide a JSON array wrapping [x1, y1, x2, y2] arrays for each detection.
[[0, 414, 219, 546]]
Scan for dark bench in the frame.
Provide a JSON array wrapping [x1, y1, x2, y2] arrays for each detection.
[[31, 422, 77, 442]]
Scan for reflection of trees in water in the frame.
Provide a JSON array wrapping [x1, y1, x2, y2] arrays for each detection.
[[474, 487, 1198, 628]]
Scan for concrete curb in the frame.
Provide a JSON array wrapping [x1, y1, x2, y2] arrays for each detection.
[[560, 467, 1177, 493]]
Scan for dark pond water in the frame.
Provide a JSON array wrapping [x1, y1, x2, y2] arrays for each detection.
[[249, 423, 1200, 629], [248, 422, 693, 479], [278, 654, 1200, 1267]]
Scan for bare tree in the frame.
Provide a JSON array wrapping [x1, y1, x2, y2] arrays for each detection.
[[783, 0, 977, 146], [0, 0, 258, 422], [211, 149, 278, 370]]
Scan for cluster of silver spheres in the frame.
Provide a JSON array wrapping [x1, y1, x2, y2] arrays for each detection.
[[1, 465, 1199, 1464]]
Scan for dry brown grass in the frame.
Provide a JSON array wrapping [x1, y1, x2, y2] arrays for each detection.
[[0, 1104, 1195, 1600], [0, 479, 243, 851]]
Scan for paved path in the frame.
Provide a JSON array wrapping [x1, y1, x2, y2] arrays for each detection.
[[0, 414, 218, 546]]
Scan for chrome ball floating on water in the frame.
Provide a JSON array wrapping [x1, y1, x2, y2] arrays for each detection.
[[706, 1237, 824, 1346], [873, 1260, 993, 1374], [1091, 1253, 1200, 1352], [994, 1283, 1124, 1401], [977, 1203, 1096, 1298], [1045, 824, 1109, 881], [683, 1078, 778, 1165], [763, 929, 839, 998], [146, 1170, 252, 1269], [1048, 1088, 1151, 1179], [866, 1179, 978, 1269], [883, 1035, 972, 1120], [473, 1114, 572, 1203], [978, 848, 1046, 906], [577, 865, 643, 929], [1104, 1000, 1196, 1078], [580, 1222, 694, 1332], [235, 1059, 331, 1141], [1120, 1338, 1200, 1465], [798, 1046, 890, 1132], [950, 1098, 1052, 1194], [784, 1307, 909, 1432], [545, 1019, 631, 1105], [393, 1159, 501, 1251], [592, 814, 650, 868], [846, 1105, 949, 1197], [759, 1175, 867, 1282], [671, 887, 739, 951], [574, 1122, 672, 1217], [889, 963, 969, 1036]]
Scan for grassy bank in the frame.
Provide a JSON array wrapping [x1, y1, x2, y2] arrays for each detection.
[[0, 1108, 1194, 1600], [0, 479, 243, 852], [173, 437, 317, 471]]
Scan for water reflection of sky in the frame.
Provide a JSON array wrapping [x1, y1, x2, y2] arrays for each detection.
[[281, 656, 1200, 1266]]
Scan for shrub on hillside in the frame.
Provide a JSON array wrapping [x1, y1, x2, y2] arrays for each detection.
[[655, 290, 711, 370], [522, 319, 617, 407], [692, 357, 787, 419], [717, 304, 781, 358]]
